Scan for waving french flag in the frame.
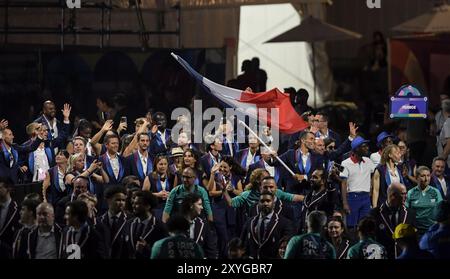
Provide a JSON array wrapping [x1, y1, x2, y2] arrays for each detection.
[[171, 53, 309, 134]]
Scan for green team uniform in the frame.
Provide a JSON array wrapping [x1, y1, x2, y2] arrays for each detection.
[[231, 189, 295, 208], [163, 184, 213, 219], [406, 185, 443, 234], [151, 234, 205, 259], [284, 233, 336, 259], [347, 237, 387, 259]]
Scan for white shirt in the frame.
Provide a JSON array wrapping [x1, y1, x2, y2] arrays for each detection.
[[370, 152, 381, 166], [264, 161, 275, 177], [5, 146, 14, 167], [33, 147, 50, 182], [340, 156, 376, 193], [58, 168, 66, 192], [138, 150, 148, 174], [107, 153, 120, 179], [387, 165, 401, 184], [86, 139, 93, 157], [301, 152, 309, 170], [44, 115, 58, 139], [438, 177, 447, 196], [158, 130, 167, 146], [245, 150, 257, 169]]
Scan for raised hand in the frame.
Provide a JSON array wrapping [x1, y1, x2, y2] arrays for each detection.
[[117, 121, 127, 134], [349, 122, 358, 138], [102, 120, 114, 132], [62, 104, 72, 121], [0, 119, 8, 130]]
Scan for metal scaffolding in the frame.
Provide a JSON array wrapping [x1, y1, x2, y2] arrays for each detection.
[[0, 1, 181, 50]]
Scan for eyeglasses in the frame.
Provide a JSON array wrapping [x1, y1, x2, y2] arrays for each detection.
[[182, 175, 195, 179]]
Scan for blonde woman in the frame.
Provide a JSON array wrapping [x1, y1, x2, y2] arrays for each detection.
[[372, 144, 405, 208]]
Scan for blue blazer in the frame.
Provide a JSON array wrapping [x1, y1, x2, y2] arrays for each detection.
[[34, 115, 70, 150], [199, 152, 222, 180], [0, 138, 43, 184], [149, 129, 171, 156], [98, 153, 125, 185], [278, 148, 324, 194], [125, 152, 153, 184], [236, 148, 261, 170], [430, 174, 450, 199], [221, 137, 239, 157]]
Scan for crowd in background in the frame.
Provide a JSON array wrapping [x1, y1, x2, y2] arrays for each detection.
[[1, 87, 449, 260]]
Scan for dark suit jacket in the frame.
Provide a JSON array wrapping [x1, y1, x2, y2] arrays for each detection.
[[96, 211, 128, 259], [278, 149, 324, 194], [370, 203, 416, 259], [299, 188, 339, 233], [98, 153, 125, 185], [199, 152, 222, 180], [241, 213, 294, 259], [14, 224, 63, 259], [149, 129, 172, 156], [59, 223, 107, 259], [0, 138, 43, 184], [125, 152, 154, 184], [0, 200, 20, 259], [34, 115, 70, 150], [191, 217, 218, 259], [120, 215, 169, 259], [430, 174, 450, 199], [236, 148, 261, 170]]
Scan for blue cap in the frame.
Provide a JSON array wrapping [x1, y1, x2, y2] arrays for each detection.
[[351, 136, 370, 151], [376, 131, 393, 147]]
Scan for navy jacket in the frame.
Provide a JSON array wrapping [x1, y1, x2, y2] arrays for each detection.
[[98, 153, 126, 185], [15, 224, 63, 259], [241, 213, 294, 259], [149, 129, 171, 156], [430, 174, 450, 200], [278, 149, 324, 194], [0, 138, 43, 184], [191, 217, 218, 259], [370, 203, 416, 259], [0, 200, 20, 259], [96, 211, 129, 259], [125, 151, 153, 184], [34, 115, 70, 150], [120, 215, 169, 259]]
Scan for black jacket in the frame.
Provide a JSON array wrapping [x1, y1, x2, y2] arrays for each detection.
[[96, 211, 129, 259], [0, 200, 20, 259], [120, 215, 169, 259], [59, 223, 107, 259], [370, 202, 416, 259], [241, 212, 294, 259]]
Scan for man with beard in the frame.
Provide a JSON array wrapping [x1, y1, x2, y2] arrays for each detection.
[[299, 167, 338, 233], [429, 157, 449, 199], [340, 136, 376, 230], [121, 191, 168, 259], [96, 185, 128, 258], [180, 193, 217, 259], [125, 133, 153, 185], [241, 191, 293, 259]]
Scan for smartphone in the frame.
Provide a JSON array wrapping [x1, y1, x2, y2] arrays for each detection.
[[120, 116, 127, 124]]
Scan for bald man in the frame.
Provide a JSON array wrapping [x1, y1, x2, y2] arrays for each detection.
[[370, 182, 416, 259], [17, 203, 63, 259]]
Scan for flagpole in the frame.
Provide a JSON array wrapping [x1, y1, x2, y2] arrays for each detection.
[[238, 120, 296, 177]]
